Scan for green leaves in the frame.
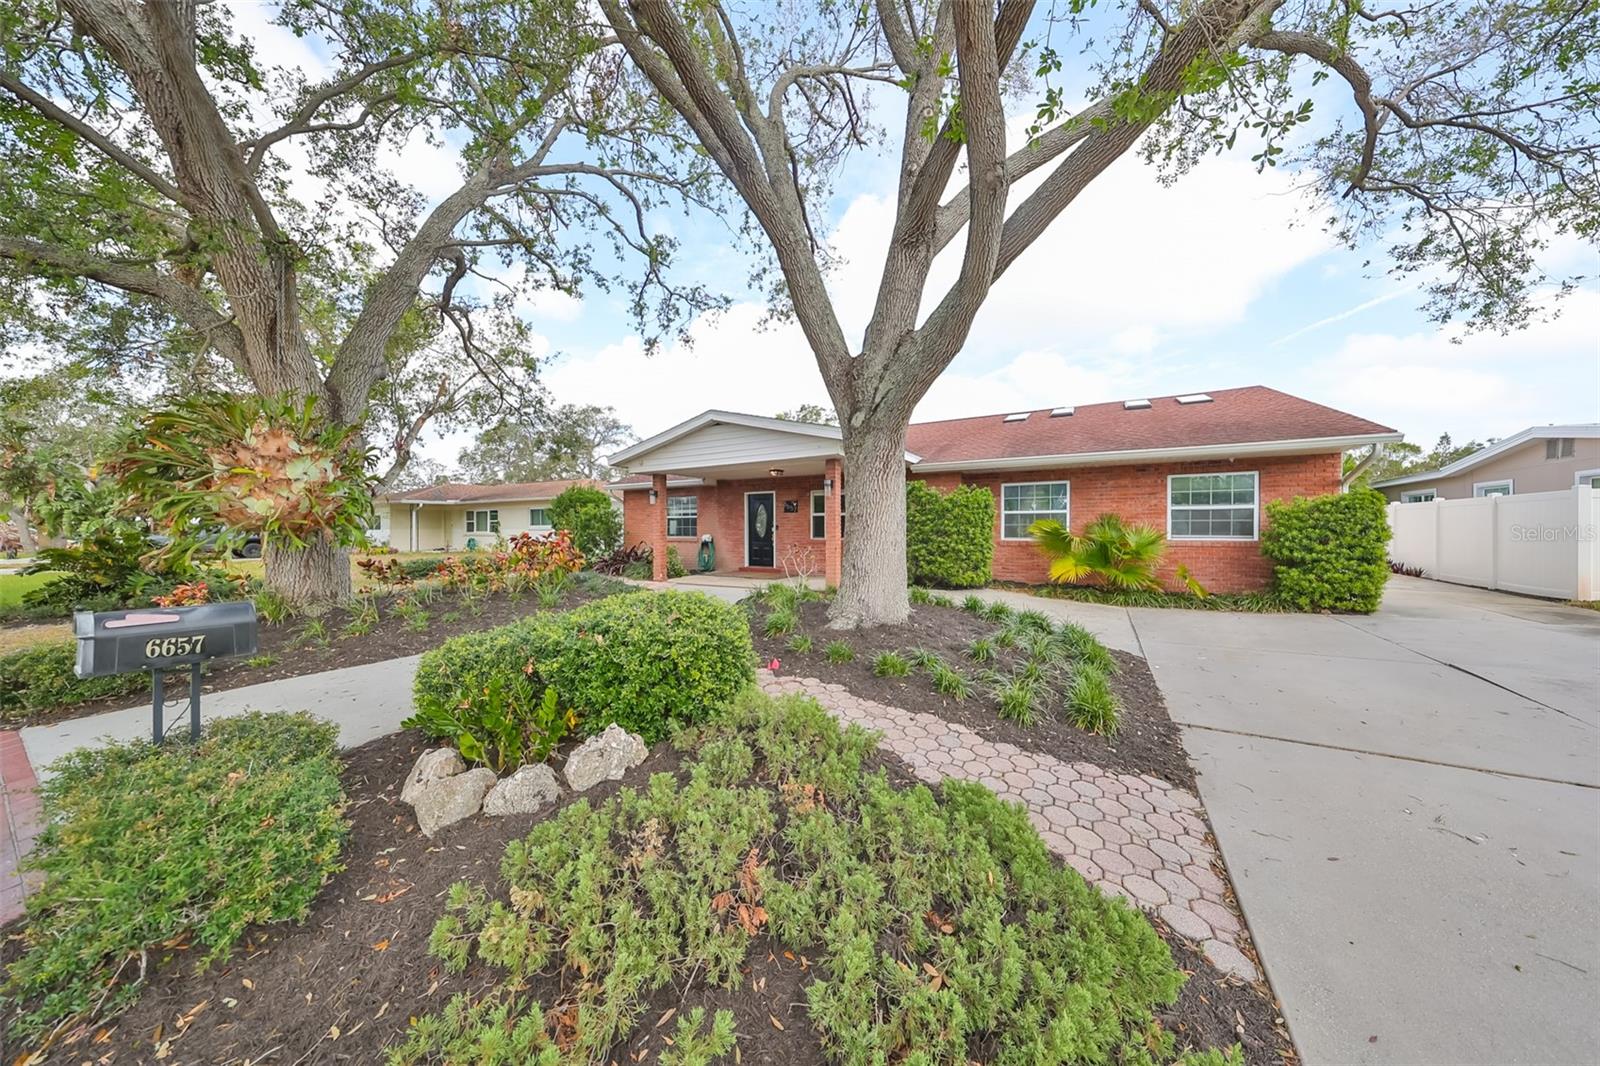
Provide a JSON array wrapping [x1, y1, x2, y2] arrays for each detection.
[[1262, 488, 1391, 612], [1030, 513, 1167, 592], [905, 482, 994, 589], [399, 690, 1196, 1063], [106, 392, 377, 557], [3, 713, 347, 1043]]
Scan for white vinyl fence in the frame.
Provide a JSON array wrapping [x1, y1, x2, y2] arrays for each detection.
[[1388, 486, 1599, 600]]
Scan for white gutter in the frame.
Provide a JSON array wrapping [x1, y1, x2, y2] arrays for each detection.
[[909, 432, 1403, 473]]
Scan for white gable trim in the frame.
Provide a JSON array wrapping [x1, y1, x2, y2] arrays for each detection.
[[608, 409, 921, 471], [1372, 424, 1600, 488]]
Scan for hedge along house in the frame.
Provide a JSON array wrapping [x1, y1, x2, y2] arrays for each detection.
[[379, 478, 613, 552], [610, 387, 1400, 591]]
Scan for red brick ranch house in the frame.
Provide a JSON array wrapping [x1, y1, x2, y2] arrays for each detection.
[[609, 386, 1399, 592]]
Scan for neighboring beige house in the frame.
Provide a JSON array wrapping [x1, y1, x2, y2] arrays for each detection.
[[1373, 425, 1600, 502], [380, 479, 612, 551]]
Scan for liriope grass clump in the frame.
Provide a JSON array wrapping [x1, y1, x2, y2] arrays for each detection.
[[397, 690, 1209, 1065]]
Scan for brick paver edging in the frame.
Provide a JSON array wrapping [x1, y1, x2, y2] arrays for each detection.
[[1, 729, 43, 924], [757, 671, 1260, 981]]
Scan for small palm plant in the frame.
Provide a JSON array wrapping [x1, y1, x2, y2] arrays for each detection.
[[1028, 513, 1166, 591]]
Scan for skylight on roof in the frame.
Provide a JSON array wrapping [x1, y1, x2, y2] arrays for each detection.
[[1176, 393, 1214, 405], [1050, 406, 1074, 417], [1003, 412, 1030, 423], [1124, 399, 1152, 410]]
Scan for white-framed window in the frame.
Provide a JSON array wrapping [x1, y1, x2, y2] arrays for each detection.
[[1001, 481, 1070, 540], [465, 508, 499, 534], [1168, 472, 1258, 540], [1546, 437, 1576, 460], [667, 495, 698, 538], [528, 507, 551, 530], [1400, 490, 1437, 503], [1576, 469, 1600, 487], [810, 490, 847, 538], [1473, 480, 1513, 497]]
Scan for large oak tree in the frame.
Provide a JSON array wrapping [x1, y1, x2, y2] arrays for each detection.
[[0, 0, 712, 606], [596, 0, 1599, 626]]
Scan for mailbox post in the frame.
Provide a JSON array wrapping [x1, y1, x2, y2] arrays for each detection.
[[73, 602, 259, 743]]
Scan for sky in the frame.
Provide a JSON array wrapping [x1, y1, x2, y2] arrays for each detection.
[[240, 5, 1600, 466]]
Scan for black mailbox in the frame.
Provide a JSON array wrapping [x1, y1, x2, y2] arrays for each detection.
[[73, 602, 259, 743]]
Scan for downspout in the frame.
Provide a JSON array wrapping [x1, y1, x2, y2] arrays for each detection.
[[1342, 444, 1383, 491]]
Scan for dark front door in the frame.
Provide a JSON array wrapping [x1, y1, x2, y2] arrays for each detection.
[[746, 492, 775, 568]]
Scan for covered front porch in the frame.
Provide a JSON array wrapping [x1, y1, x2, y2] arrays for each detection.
[[608, 412, 876, 586]]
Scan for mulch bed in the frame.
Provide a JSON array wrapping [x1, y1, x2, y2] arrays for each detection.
[[7, 580, 623, 729], [1, 728, 1294, 1065], [749, 598, 1195, 790]]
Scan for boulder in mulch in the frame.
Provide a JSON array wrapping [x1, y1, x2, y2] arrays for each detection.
[[400, 747, 466, 806], [409, 767, 497, 837], [483, 763, 560, 816], [564, 724, 647, 792]]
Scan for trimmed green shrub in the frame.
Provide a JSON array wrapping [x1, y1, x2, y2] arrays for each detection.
[[413, 591, 754, 744], [1262, 488, 1391, 613], [3, 713, 347, 1041], [548, 484, 623, 559], [905, 480, 994, 588], [0, 640, 147, 720]]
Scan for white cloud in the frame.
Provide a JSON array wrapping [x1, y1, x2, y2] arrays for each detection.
[[538, 303, 830, 436], [1298, 289, 1600, 444]]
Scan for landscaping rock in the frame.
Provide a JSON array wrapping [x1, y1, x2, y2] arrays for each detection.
[[484, 764, 560, 816], [409, 767, 496, 837], [400, 747, 466, 805], [564, 724, 647, 792]]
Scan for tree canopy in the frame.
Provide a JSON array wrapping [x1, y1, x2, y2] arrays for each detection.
[[595, 0, 1598, 624], [457, 403, 632, 483], [0, 0, 714, 601]]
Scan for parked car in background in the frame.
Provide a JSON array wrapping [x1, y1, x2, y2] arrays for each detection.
[[147, 529, 264, 559]]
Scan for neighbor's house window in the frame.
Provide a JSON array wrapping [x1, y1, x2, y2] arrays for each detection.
[[1400, 490, 1437, 503], [1546, 437, 1576, 460], [667, 495, 698, 538], [810, 490, 847, 538], [1168, 472, 1258, 539], [529, 507, 551, 530], [465, 508, 499, 534], [1001, 481, 1069, 540], [1473, 480, 1513, 497]]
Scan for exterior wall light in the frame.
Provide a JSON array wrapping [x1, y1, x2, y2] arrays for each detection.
[[649, 489, 658, 504], [823, 477, 834, 495]]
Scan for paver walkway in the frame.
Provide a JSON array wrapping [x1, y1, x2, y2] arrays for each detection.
[[758, 669, 1261, 980]]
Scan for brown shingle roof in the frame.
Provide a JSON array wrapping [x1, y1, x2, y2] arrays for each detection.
[[382, 478, 605, 503], [905, 386, 1396, 465]]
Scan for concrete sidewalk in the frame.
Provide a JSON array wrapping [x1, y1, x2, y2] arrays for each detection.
[[1137, 578, 1600, 1065], [19, 654, 423, 782]]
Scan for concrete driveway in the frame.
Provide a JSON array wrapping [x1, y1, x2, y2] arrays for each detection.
[[1135, 577, 1600, 1065]]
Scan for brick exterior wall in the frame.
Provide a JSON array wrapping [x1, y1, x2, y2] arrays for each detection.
[[622, 451, 1342, 593], [940, 452, 1342, 593], [622, 474, 836, 576]]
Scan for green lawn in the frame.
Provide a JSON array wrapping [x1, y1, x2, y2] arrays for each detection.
[[0, 571, 63, 609]]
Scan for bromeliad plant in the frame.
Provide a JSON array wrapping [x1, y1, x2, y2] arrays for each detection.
[[106, 393, 378, 563], [1029, 513, 1167, 592]]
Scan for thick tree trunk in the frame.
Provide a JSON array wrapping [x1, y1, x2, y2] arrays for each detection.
[[828, 418, 911, 628], [263, 533, 351, 613]]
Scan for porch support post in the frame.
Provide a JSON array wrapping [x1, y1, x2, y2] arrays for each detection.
[[823, 457, 843, 590], [650, 474, 669, 582]]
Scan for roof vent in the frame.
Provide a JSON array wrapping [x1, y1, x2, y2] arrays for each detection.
[[1003, 412, 1030, 423], [1050, 406, 1074, 417], [1124, 399, 1152, 410], [1176, 393, 1214, 405]]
